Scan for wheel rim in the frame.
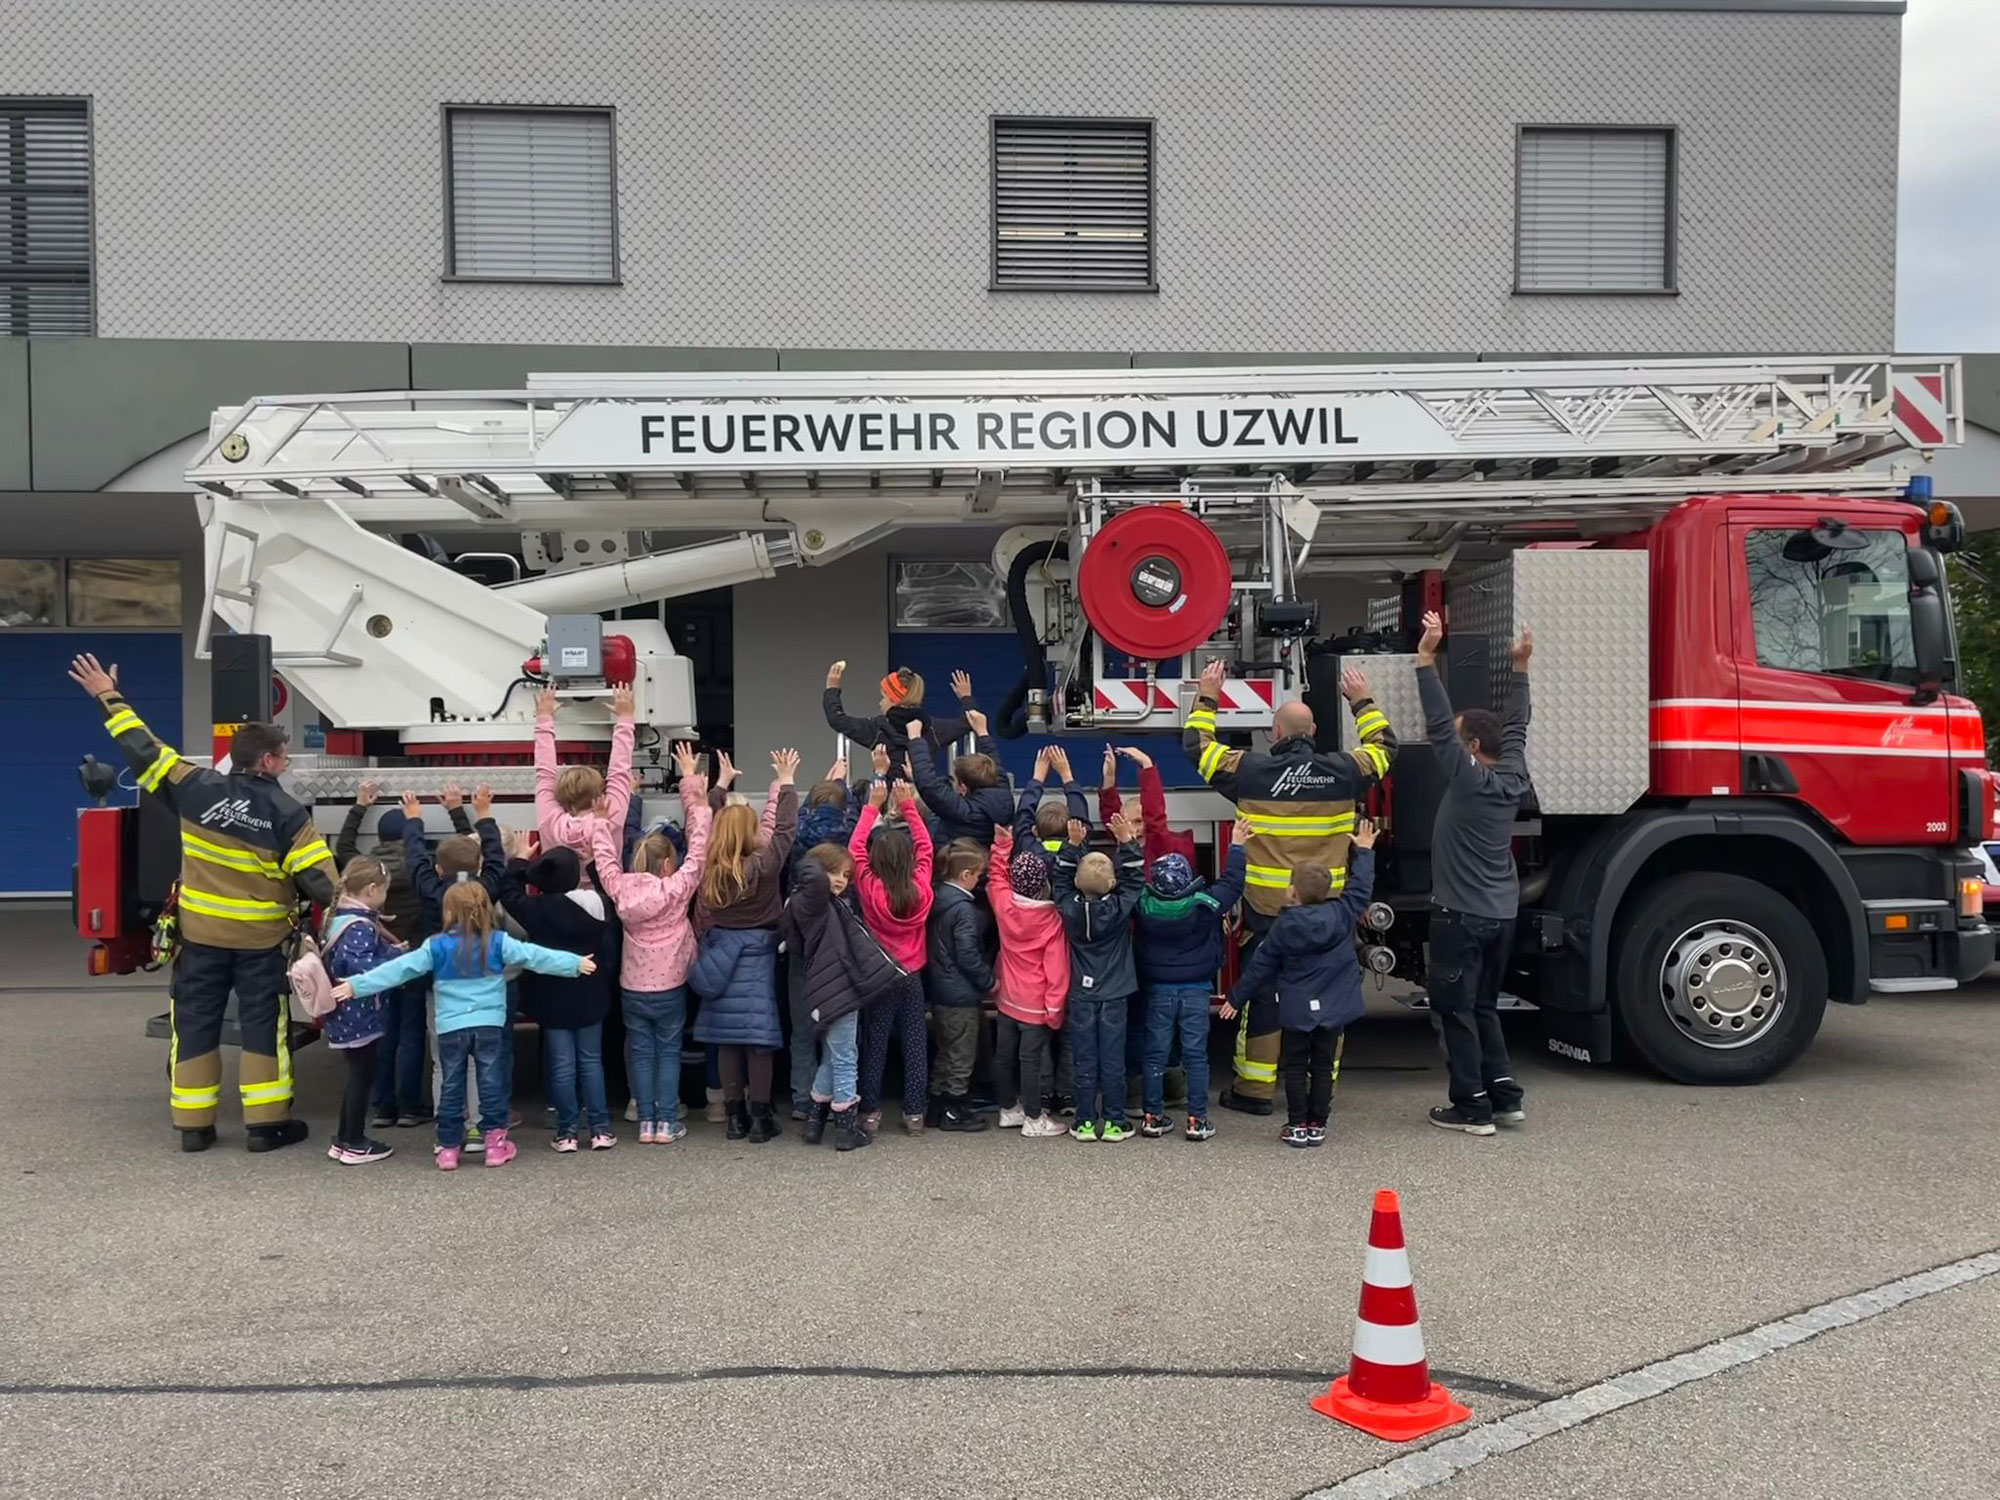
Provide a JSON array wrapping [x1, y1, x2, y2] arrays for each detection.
[[1658, 918, 1787, 1050]]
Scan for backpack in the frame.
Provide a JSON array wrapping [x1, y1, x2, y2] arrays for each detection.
[[290, 913, 402, 1020]]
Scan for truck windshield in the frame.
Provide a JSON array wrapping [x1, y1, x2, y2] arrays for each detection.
[[1745, 528, 1917, 686]]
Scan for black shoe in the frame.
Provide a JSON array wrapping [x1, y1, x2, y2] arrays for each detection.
[[1219, 1088, 1274, 1117], [1428, 1105, 1496, 1137], [725, 1101, 751, 1141], [394, 1113, 430, 1129], [370, 1109, 397, 1130], [790, 1101, 810, 1123], [746, 1103, 781, 1144], [939, 1096, 990, 1133], [833, 1107, 872, 1152], [925, 1095, 948, 1128], [1049, 1092, 1076, 1118], [246, 1120, 309, 1153], [801, 1100, 832, 1145], [179, 1126, 217, 1154]]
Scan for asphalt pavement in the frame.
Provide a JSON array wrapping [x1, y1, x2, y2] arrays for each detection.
[[2, 906, 1996, 1499]]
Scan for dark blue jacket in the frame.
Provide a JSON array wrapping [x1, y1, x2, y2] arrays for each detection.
[[789, 793, 859, 889], [1051, 837, 1146, 1001], [1013, 776, 1091, 851], [1227, 849, 1375, 1032], [404, 814, 506, 936], [688, 925, 783, 1049], [925, 882, 994, 1007], [320, 904, 405, 1046], [1135, 845, 1247, 988], [910, 735, 1017, 848]]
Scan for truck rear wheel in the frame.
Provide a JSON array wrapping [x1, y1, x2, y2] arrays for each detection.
[[1611, 873, 1827, 1084]]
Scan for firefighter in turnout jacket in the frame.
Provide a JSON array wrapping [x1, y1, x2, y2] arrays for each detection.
[[69, 653, 336, 1153], [1182, 658, 1395, 1112]]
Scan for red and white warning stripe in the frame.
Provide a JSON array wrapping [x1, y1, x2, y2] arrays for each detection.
[[1347, 1190, 1433, 1405], [1890, 372, 1950, 448], [1091, 677, 1279, 715]]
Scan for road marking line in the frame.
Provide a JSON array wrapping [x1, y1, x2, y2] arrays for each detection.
[[1300, 1247, 2000, 1500]]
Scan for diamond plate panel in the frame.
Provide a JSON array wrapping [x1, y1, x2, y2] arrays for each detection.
[[0, 2, 1897, 352], [1452, 550, 1650, 815], [1335, 652, 1427, 754]]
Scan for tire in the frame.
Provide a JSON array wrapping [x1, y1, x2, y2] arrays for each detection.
[[1610, 873, 1827, 1085]]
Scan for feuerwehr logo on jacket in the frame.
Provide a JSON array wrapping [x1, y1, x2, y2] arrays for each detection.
[[199, 798, 274, 836], [1268, 763, 1341, 797]]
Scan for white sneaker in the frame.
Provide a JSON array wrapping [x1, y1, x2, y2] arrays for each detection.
[[1021, 1114, 1066, 1138], [997, 1106, 1027, 1129], [624, 1098, 640, 1123]]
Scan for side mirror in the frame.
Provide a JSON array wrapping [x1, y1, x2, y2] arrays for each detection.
[[1907, 545, 1948, 705]]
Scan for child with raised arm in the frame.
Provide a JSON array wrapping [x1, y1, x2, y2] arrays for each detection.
[[535, 683, 637, 854], [331, 883, 594, 1169], [592, 743, 711, 1145], [1014, 745, 1092, 855], [1223, 819, 1379, 1148], [905, 702, 1013, 849], [851, 780, 934, 1134], [1052, 810, 1146, 1142], [822, 660, 973, 782]]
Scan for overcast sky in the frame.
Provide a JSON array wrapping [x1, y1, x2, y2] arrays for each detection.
[[1898, 0, 2000, 351]]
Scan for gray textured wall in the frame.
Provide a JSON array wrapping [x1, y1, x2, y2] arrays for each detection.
[[3, 0, 1899, 352], [731, 548, 890, 777]]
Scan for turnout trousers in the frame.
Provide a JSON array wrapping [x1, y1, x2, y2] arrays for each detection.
[[169, 940, 295, 1129], [1230, 910, 1280, 1102]]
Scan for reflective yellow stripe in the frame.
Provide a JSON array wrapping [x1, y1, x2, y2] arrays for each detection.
[[177, 886, 291, 920], [182, 835, 284, 880], [104, 709, 143, 737], [1198, 742, 1228, 779], [1238, 1058, 1278, 1083], [171, 1085, 220, 1109], [1245, 863, 1294, 889], [240, 1080, 293, 1106], [137, 747, 181, 791], [1243, 812, 1356, 834], [1186, 710, 1217, 731], [1354, 710, 1389, 737], [283, 839, 333, 874], [1360, 744, 1392, 776]]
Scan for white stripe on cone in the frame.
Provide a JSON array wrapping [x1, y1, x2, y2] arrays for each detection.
[[1363, 1244, 1413, 1289], [1351, 1317, 1428, 1367]]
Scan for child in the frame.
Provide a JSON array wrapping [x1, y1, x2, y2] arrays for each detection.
[[1053, 811, 1145, 1142], [331, 883, 592, 1170], [1014, 745, 1092, 855], [851, 781, 934, 1134], [785, 844, 909, 1151], [499, 842, 619, 1152], [987, 827, 1068, 1138], [925, 839, 992, 1131], [785, 756, 856, 1115], [690, 749, 800, 1142], [1134, 823, 1249, 1141], [1223, 819, 1379, 1148], [1097, 746, 1196, 874], [536, 683, 637, 855], [318, 855, 406, 1165], [822, 660, 973, 782], [592, 743, 710, 1145], [905, 712, 1013, 849]]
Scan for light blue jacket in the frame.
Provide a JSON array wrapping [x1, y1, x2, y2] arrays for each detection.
[[348, 931, 584, 1034]]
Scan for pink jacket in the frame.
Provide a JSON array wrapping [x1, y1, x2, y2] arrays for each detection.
[[850, 803, 933, 971], [537, 711, 635, 854], [987, 828, 1069, 1029], [591, 777, 710, 993]]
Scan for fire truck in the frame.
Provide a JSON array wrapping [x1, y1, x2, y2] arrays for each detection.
[[74, 356, 1994, 1084]]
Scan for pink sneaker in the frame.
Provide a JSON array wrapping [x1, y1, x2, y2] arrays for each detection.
[[436, 1146, 462, 1171], [590, 1132, 617, 1151], [551, 1136, 578, 1154], [638, 1122, 656, 1145], [483, 1127, 516, 1167]]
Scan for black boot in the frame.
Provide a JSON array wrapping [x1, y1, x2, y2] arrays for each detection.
[[939, 1095, 990, 1133], [801, 1100, 832, 1145], [1218, 1087, 1274, 1118], [747, 1102, 781, 1144], [179, 1126, 217, 1154], [833, 1107, 872, 1152], [724, 1100, 751, 1140], [246, 1120, 309, 1153]]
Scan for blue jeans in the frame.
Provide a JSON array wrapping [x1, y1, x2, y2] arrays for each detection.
[[810, 1012, 861, 1107], [372, 979, 429, 1116], [1144, 983, 1212, 1117], [544, 1021, 610, 1138], [1068, 992, 1129, 1127], [624, 987, 687, 1125], [436, 1026, 507, 1147]]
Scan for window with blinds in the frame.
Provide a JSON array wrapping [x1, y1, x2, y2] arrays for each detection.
[[444, 106, 618, 283], [1516, 127, 1675, 294], [991, 117, 1155, 291], [2, 99, 93, 336]]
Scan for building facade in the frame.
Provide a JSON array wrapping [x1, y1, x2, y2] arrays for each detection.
[[0, 0, 1964, 892]]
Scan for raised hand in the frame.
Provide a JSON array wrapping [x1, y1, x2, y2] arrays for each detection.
[[399, 792, 422, 822], [1109, 810, 1137, 845], [672, 741, 699, 779], [1102, 745, 1118, 785], [441, 781, 464, 812], [1117, 745, 1155, 771], [716, 750, 738, 789], [772, 748, 801, 785], [965, 708, 989, 736], [869, 780, 890, 810], [891, 779, 917, 808], [1417, 610, 1445, 666], [1066, 818, 1088, 847], [1231, 816, 1253, 846], [951, 669, 973, 700], [591, 793, 612, 820], [1511, 625, 1534, 672], [1352, 816, 1379, 851], [825, 754, 848, 783], [826, 660, 847, 688], [870, 743, 891, 778], [1341, 667, 1370, 704], [472, 783, 494, 821], [535, 684, 560, 719], [610, 683, 635, 719], [1048, 746, 1072, 780], [67, 653, 119, 698], [906, 720, 924, 741], [1198, 658, 1227, 697], [356, 780, 379, 808], [504, 828, 533, 861], [1034, 746, 1052, 779]]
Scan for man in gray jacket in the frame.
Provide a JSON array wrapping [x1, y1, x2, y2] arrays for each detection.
[[1415, 610, 1533, 1136]]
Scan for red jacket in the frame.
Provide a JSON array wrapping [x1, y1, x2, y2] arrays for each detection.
[[850, 803, 933, 970], [1098, 764, 1197, 874], [988, 828, 1069, 1029]]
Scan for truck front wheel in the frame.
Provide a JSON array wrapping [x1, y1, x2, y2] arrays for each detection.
[[1611, 873, 1827, 1084]]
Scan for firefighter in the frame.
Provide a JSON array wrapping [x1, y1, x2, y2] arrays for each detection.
[[68, 653, 336, 1154], [1182, 658, 1395, 1115]]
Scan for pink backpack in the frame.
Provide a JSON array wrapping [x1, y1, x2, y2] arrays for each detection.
[[289, 931, 338, 1020]]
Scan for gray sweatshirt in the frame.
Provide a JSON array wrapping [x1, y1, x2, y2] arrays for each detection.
[[1417, 666, 1532, 920]]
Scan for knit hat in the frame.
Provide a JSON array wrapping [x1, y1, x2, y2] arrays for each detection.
[[1148, 853, 1197, 899], [1009, 847, 1052, 900], [374, 808, 408, 843], [526, 846, 581, 895]]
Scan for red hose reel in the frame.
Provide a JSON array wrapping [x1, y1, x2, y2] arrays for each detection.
[[1075, 505, 1235, 660]]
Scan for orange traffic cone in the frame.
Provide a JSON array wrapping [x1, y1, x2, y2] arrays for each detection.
[[1311, 1188, 1472, 1441]]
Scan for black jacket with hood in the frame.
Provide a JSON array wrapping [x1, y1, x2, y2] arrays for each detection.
[[925, 881, 995, 1007], [821, 687, 971, 782], [498, 848, 616, 1030], [1051, 836, 1146, 1001], [1227, 848, 1376, 1032], [781, 856, 908, 1031], [909, 732, 1016, 849]]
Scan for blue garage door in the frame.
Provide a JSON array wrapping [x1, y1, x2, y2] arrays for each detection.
[[0, 634, 183, 895]]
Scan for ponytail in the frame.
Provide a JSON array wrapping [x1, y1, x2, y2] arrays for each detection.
[[441, 883, 499, 975]]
